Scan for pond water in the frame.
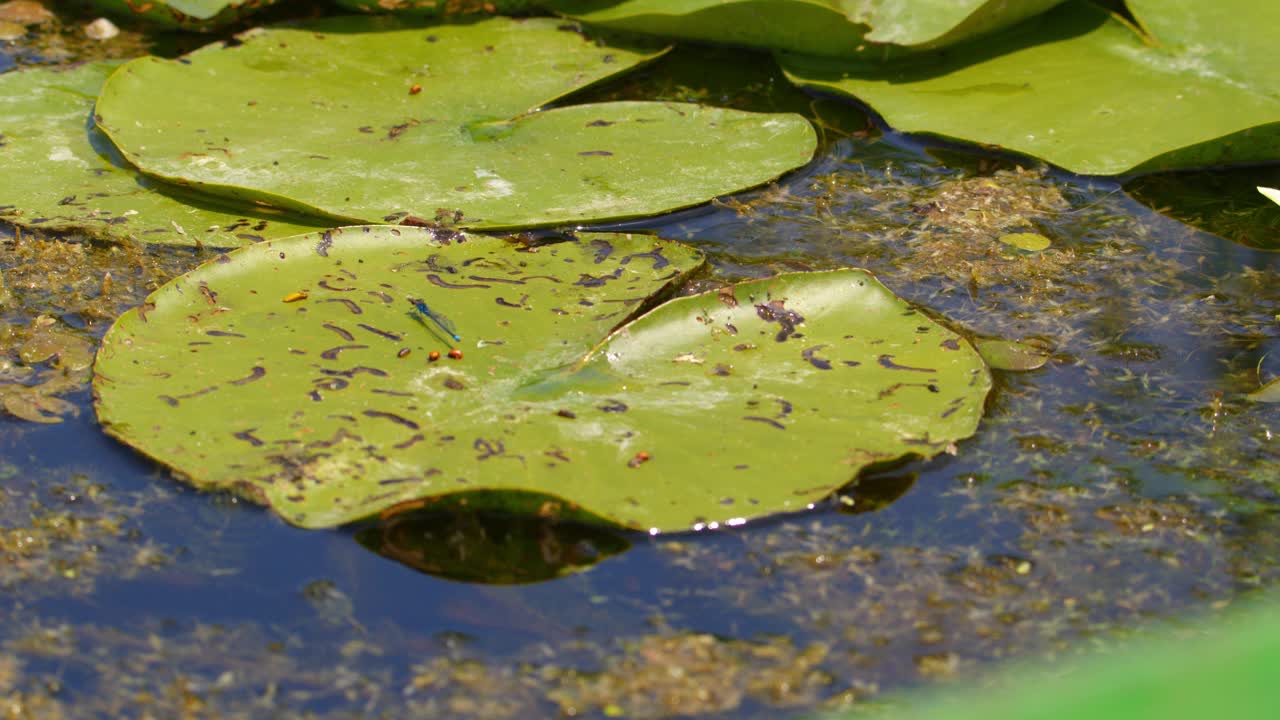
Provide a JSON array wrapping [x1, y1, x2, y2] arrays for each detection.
[[2, 7, 1280, 718]]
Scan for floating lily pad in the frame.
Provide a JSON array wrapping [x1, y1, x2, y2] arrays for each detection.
[[94, 17, 817, 230], [780, 0, 1280, 175], [93, 226, 991, 531], [546, 0, 1066, 55], [1, 316, 95, 423], [85, 0, 279, 30], [0, 62, 332, 247]]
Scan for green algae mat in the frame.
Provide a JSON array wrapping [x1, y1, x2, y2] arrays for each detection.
[[93, 16, 817, 231], [0, 61, 330, 247], [92, 226, 991, 530]]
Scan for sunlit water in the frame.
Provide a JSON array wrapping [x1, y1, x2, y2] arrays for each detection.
[[2, 12, 1280, 719]]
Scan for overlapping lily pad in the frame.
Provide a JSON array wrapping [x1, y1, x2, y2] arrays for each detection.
[[333, 0, 538, 15], [93, 16, 817, 230], [93, 226, 991, 531], [0, 62, 332, 247], [546, 0, 1066, 56], [87, 0, 279, 30], [780, 0, 1280, 175]]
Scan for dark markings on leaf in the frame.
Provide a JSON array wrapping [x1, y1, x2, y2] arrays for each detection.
[[801, 345, 833, 370], [230, 366, 266, 385], [319, 366, 388, 378], [556, 409, 577, 419], [941, 398, 964, 419], [318, 278, 354, 292], [725, 323, 738, 335], [236, 234, 265, 243], [545, 448, 571, 464], [518, 274, 562, 283], [377, 477, 416, 487], [357, 324, 402, 341], [620, 249, 670, 271], [733, 343, 757, 352], [320, 344, 369, 360], [598, 399, 628, 413], [233, 429, 265, 447], [743, 416, 786, 430], [199, 284, 219, 305], [322, 322, 355, 341], [393, 433, 425, 450], [578, 150, 613, 156], [371, 389, 413, 398], [878, 355, 935, 373], [157, 384, 220, 407], [467, 275, 525, 285], [136, 302, 155, 322], [319, 298, 363, 314], [427, 273, 490, 289], [590, 238, 614, 264], [206, 330, 245, 338], [443, 377, 466, 391], [362, 410, 420, 430], [735, 465, 749, 470], [575, 268, 624, 287], [474, 438, 522, 464], [878, 382, 940, 399], [717, 287, 738, 308], [158, 395, 178, 407], [586, 119, 615, 127], [712, 364, 732, 376], [941, 338, 961, 350], [660, 381, 691, 386], [313, 377, 349, 391], [368, 291, 393, 303], [774, 399, 793, 418], [755, 300, 805, 342], [843, 360, 862, 367], [902, 435, 943, 447], [496, 295, 528, 308], [307, 428, 361, 449], [316, 230, 334, 257]]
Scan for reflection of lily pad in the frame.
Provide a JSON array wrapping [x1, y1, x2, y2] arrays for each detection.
[[359, 493, 630, 584], [547, 0, 1066, 55], [94, 17, 817, 230], [94, 226, 990, 531], [780, 1, 1280, 175], [0, 62, 331, 247]]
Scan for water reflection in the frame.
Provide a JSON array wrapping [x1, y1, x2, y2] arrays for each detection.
[[357, 500, 632, 585]]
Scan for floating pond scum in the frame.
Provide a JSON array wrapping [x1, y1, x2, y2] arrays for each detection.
[[91, 226, 991, 531]]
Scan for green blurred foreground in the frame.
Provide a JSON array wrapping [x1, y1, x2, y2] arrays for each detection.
[[859, 595, 1280, 720]]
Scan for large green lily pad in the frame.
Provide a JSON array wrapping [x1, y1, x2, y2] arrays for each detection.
[[94, 17, 817, 230], [546, 0, 1066, 55], [93, 226, 990, 531], [780, 0, 1280, 175], [0, 62, 332, 247], [86, 0, 279, 30]]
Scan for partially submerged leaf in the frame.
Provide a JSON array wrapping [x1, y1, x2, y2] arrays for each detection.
[[94, 17, 817, 230], [93, 226, 991, 531], [84, 0, 279, 30], [997, 232, 1051, 252], [0, 62, 332, 247], [1248, 377, 1280, 403], [780, 1, 1280, 175], [974, 339, 1049, 371], [547, 0, 1065, 55], [1261, 187, 1280, 207]]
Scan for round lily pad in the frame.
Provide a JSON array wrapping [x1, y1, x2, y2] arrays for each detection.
[[94, 226, 991, 531], [93, 16, 817, 230], [0, 62, 331, 247]]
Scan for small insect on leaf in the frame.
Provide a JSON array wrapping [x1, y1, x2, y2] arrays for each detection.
[[409, 83, 422, 95], [428, 351, 441, 362], [283, 291, 309, 303], [628, 451, 651, 468], [448, 348, 463, 360]]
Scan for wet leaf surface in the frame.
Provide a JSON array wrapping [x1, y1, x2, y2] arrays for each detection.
[[94, 225, 989, 530], [974, 338, 1050, 372], [94, 16, 816, 230], [780, 0, 1280, 175], [0, 62, 334, 246], [547, 0, 1066, 55]]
